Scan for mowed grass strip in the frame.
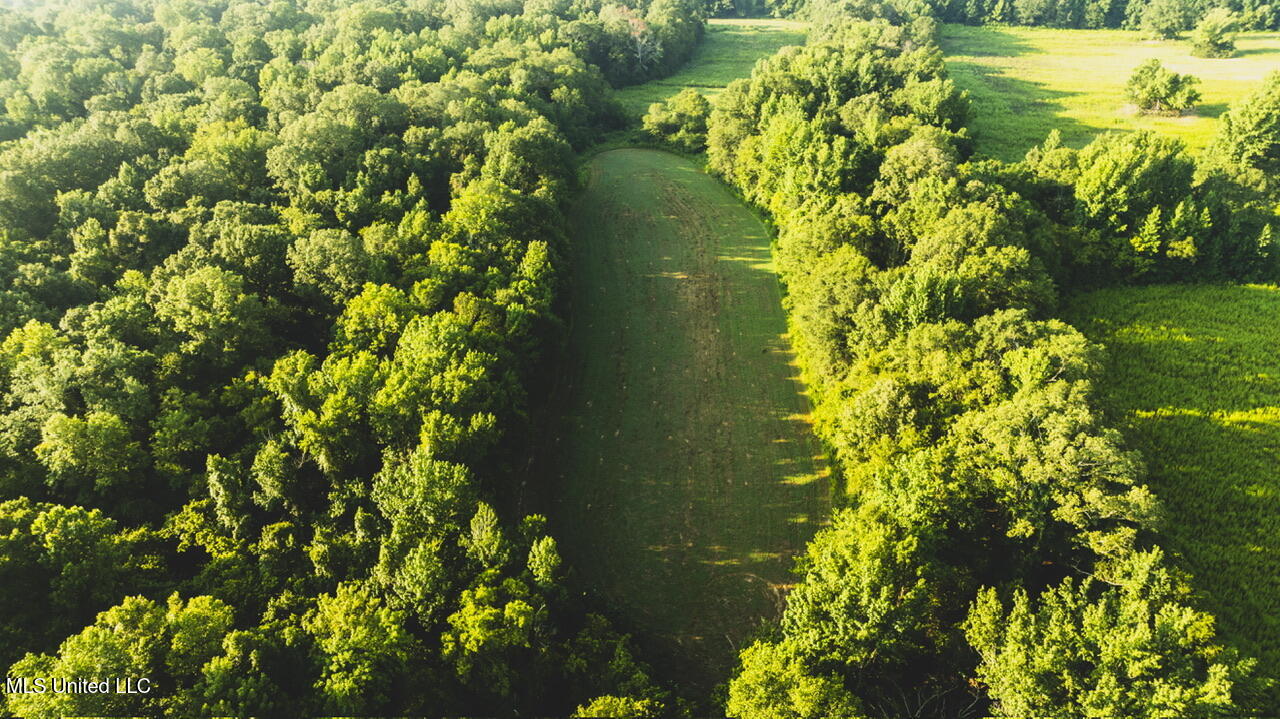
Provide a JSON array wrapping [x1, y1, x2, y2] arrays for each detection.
[[554, 148, 830, 690], [1065, 284, 1280, 685], [942, 24, 1280, 161], [613, 17, 807, 118]]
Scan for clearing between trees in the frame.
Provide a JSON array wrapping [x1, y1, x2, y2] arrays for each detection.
[[550, 148, 830, 692], [942, 25, 1280, 160], [1066, 284, 1280, 692], [613, 17, 807, 118]]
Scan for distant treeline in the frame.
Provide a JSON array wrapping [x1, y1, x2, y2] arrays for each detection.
[[936, 0, 1279, 30], [706, 0, 1278, 30], [703, 0, 1280, 715], [890, 0, 1280, 30]]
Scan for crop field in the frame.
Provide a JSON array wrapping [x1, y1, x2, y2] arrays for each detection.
[[1066, 285, 1280, 685], [613, 18, 807, 118], [550, 148, 830, 692], [942, 25, 1280, 161]]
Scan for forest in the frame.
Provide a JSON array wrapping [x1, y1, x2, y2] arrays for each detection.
[[1, 0, 1278, 715], [0, 0, 702, 715]]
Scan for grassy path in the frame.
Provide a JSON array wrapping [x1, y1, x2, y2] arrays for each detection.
[[551, 148, 830, 692], [942, 25, 1280, 161], [613, 18, 806, 118]]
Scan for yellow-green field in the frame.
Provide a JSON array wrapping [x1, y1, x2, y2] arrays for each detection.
[[1066, 284, 1280, 694], [942, 25, 1280, 161], [551, 149, 830, 694], [613, 18, 807, 119]]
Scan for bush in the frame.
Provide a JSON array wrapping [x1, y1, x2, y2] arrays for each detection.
[[642, 89, 713, 152], [1125, 59, 1202, 115], [1191, 7, 1240, 58]]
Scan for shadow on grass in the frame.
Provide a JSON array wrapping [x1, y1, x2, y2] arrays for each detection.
[[942, 26, 1103, 159], [1070, 284, 1280, 708], [1196, 101, 1231, 118], [1129, 409, 1280, 700], [1232, 46, 1279, 57], [948, 64, 1097, 159], [941, 23, 1050, 58], [543, 148, 831, 707]]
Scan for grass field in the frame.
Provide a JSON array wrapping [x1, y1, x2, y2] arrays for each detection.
[[613, 18, 807, 119], [1065, 284, 1280, 687], [942, 25, 1280, 161], [551, 148, 830, 693]]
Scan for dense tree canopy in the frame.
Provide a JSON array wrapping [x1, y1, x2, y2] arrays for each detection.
[[0, 0, 699, 714]]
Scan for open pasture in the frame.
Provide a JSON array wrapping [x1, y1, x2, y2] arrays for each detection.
[[942, 25, 1280, 160], [613, 17, 807, 119]]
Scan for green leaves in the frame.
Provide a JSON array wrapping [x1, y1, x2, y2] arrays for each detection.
[[287, 228, 382, 304], [642, 88, 712, 152], [1125, 59, 1202, 115], [303, 582, 414, 714], [967, 550, 1255, 718], [153, 265, 267, 366], [726, 641, 865, 719], [1206, 71, 1280, 179], [0, 0, 686, 714], [6, 594, 235, 719], [36, 411, 144, 496], [1190, 8, 1240, 58]]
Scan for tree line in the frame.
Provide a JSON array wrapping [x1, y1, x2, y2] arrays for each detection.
[[682, 0, 1280, 715], [933, 0, 1278, 33], [0, 0, 708, 716]]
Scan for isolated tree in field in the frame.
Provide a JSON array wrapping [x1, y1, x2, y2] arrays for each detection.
[[1141, 0, 1191, 38], [642, 89, 712, 152], [1126, 59, 1201, 114], [1191, 7, 1240, 58]]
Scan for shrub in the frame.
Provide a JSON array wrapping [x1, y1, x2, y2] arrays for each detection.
[[1191, 7, 1240, 58], [642, 88, 712, 152], [1125, 59, 1202, 115]]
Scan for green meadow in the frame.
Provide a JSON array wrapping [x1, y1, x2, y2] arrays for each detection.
[[1066, 284, 1280, 689], [942, 25, 1280, 161], [613, 17, 807, 119]]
